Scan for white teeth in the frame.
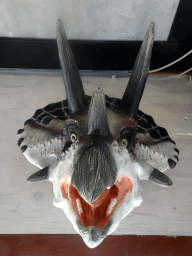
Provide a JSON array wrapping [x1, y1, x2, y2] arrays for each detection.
[[76, 198, 83, 215], [107, 198, 117, 215]]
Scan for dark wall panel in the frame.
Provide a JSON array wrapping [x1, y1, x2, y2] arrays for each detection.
[[168, 0, 192, 42]]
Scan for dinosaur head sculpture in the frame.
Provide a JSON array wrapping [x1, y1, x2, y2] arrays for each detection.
[[17, 20, 179, 248]]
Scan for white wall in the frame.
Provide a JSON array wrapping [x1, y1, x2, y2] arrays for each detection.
[[0, 0, 180, 40]]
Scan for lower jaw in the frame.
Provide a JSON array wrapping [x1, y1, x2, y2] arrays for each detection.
[[76, 219, 112, 247], [77, 218, 112, 234]]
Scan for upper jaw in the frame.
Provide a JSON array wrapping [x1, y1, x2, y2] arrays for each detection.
[[71, 135, 117, 204]]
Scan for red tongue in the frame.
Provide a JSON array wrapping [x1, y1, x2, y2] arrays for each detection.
[[60, 176, 133, 229]]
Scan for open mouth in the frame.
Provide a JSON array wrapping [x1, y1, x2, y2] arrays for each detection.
[[60, 175, 133, 229]]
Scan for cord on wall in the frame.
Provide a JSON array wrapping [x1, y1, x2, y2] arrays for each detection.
[[149, 49, 192, 73], [148, 67, 192, 80], [128, 49, 192, 80]]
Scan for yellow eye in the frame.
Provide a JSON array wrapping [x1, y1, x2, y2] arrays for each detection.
[[122, 138, 128, 147], [71, 133, 77, 142]]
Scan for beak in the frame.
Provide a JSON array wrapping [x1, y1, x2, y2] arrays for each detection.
[[77, 220, 112, 248], [71, 87, 116, 203]]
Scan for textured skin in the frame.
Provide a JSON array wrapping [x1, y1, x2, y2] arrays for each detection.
[[17, 94, 179, 171]]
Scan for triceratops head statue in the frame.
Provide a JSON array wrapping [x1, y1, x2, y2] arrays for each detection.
[[17, 20, 179, 248]]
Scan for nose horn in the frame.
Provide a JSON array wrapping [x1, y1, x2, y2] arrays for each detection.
[[86, 87, 110, 137]]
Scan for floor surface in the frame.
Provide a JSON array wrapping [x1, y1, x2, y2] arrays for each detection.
[[0, 71, 191, 235]]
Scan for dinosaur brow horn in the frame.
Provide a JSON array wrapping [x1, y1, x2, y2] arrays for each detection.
[[122, 22, 155, 118], [56, 19, 87, 114]]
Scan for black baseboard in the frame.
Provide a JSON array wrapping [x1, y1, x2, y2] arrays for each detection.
[[0, 38, 191, 71]]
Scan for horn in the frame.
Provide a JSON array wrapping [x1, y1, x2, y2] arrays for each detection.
[[122, 22, 155, 117], [71, 87, 114, 203], [27, 166, 49, 182], [149, 168, 173, 187], [87, 87, 110, 137], [56, 19, 87, 114]]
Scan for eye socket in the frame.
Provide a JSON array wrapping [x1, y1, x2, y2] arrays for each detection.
[[71, 133, 77, 142], [122, 138, 128, 147]]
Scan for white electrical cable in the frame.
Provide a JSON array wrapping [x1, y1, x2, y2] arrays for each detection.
[[149, 49, 192, 73], [148, 67, 192, 80], [127, 48, 192, 80]]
